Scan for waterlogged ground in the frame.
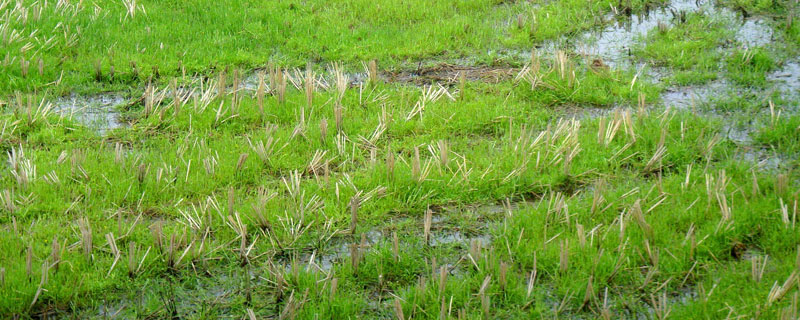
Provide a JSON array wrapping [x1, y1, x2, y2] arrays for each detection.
[[1, 0, 800, 318]]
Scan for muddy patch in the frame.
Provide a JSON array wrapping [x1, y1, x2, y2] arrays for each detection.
[[238, 64, 517, 92], [384, 64, 517, 85]]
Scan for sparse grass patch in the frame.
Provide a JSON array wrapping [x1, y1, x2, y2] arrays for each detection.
[[707, 90, 787, 113]]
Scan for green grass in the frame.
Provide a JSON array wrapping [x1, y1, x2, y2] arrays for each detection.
[[756, 114, 800, 154], [0, 0, 669, 94], [720, 0, 792, 16]]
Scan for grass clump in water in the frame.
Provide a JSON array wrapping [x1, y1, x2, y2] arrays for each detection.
[[634, 12, 733, 86], [726, 47, 777, 87]]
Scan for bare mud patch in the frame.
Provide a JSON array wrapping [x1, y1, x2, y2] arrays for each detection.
[[239, 64, 518, 91]]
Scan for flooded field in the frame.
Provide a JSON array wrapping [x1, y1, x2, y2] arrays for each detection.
[[2, 0, 799, 318]]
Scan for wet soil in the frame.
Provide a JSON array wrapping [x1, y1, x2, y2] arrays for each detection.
[[384, 64, 517, 85]]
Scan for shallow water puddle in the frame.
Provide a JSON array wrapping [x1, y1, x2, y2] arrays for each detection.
[[281, 200, 521, 273], [575, 0, 785, 114], [739, 148, 792, 171], [578, 0, 704, 68], [769, 61, 800, 100], [83, 272, 246, 319], [52, 93, 126, 134], [722, 121, 754, 144], [660, 80, 731, 109], [735, 18, 773, 48], [430, 231, 491, 247]]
